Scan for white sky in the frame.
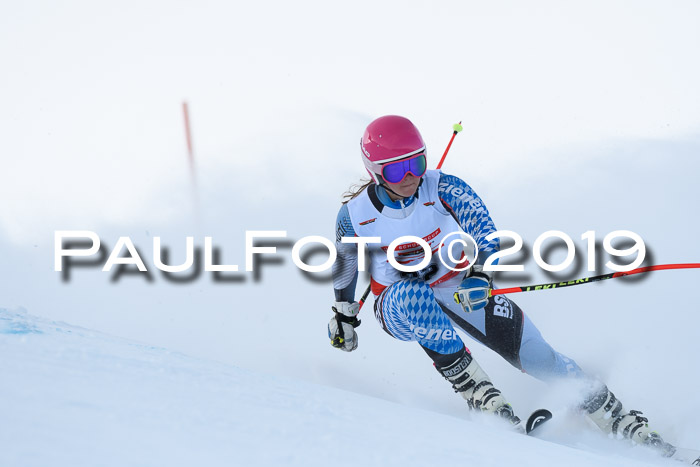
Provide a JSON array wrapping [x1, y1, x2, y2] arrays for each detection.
[[1, 1, 700, 242]]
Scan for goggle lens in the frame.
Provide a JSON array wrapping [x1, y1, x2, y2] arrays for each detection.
[[381, 154, 427, 184]]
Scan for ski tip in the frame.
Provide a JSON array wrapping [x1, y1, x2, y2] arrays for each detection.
[[525, 409, 553, 435], [669, 446, 700, 466]]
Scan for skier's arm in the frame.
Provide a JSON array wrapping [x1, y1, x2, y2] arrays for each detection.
[[332, 203, 359, 302], [329, 203, 361, 352], [438, 173, 499, 313], [437, 173, 500, 266]]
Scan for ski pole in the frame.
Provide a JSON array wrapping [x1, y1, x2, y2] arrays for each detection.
[[357, 283, 372, 310], [436, 122, 463, 170], [357, 121, 464, 311], [489, 263, 700, 297]]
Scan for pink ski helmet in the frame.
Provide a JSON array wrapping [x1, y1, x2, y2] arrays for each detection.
[[361, 115, 427, 184]]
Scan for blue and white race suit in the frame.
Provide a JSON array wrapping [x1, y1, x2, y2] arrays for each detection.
[[332, 170, 582, 381]]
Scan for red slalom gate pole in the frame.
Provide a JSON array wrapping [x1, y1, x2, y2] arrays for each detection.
[[489, 263, 700, 297], [357, 121, 464, 311], [182, 101, 200, 221], [182, 101, 196, 179]]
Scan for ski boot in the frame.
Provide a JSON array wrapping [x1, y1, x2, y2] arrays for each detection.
[[435, 347, 521, 427], [582, 384, 676, 457]]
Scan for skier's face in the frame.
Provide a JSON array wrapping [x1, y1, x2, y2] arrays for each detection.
[[385, 172, 421, 200]]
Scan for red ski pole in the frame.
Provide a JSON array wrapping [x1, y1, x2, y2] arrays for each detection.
[[436, 122, 463, 170], [489, 263, 700, 297]]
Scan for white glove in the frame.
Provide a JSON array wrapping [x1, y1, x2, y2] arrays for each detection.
[[328, 301, 361, 352]]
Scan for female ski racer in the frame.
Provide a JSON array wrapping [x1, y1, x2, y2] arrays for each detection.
[[328, 115, 673, 451]]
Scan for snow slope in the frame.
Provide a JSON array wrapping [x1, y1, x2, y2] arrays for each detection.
[[0, 307, 683, 467]]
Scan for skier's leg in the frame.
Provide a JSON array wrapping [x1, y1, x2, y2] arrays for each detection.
[[375, 279, 519, 422], [374, 278, 464, 355], [581, 384, 675, 454], [421, 345, 520, 423], [434, 285, 678, 449], [433, 286, 584, 381], [518, 314, 584, 380], [493, 301, 674, 450], [501, 301, 672, 450], [434, 286, 678, 449]]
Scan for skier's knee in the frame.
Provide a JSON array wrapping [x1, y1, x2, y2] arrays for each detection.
[[393, 280, 463, 354], [421, 345, 464, 368], [397, 279, 435, 315], [519, 339, 582, 380], [520, 339, 557, 375]]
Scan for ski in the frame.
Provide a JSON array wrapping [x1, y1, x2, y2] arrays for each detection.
[[524, 408, 552, 435], [514, 408, 698, 464], [669, 446, 700, 466]]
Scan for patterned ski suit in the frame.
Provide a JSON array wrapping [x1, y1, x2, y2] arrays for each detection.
[[332, 170, 582, 380]]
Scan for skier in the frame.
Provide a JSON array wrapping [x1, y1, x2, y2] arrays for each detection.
[[328, 115, 680, 455]]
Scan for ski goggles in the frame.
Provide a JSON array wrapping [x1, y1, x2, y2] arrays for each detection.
[[365, 152, 427, 184], [381, 153, 427, 183]]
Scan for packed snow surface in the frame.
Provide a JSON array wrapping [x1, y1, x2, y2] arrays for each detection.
[[0, 308, 684, 467]]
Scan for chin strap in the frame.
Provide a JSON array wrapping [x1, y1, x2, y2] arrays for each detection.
[[379, 182, 403, 198]]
